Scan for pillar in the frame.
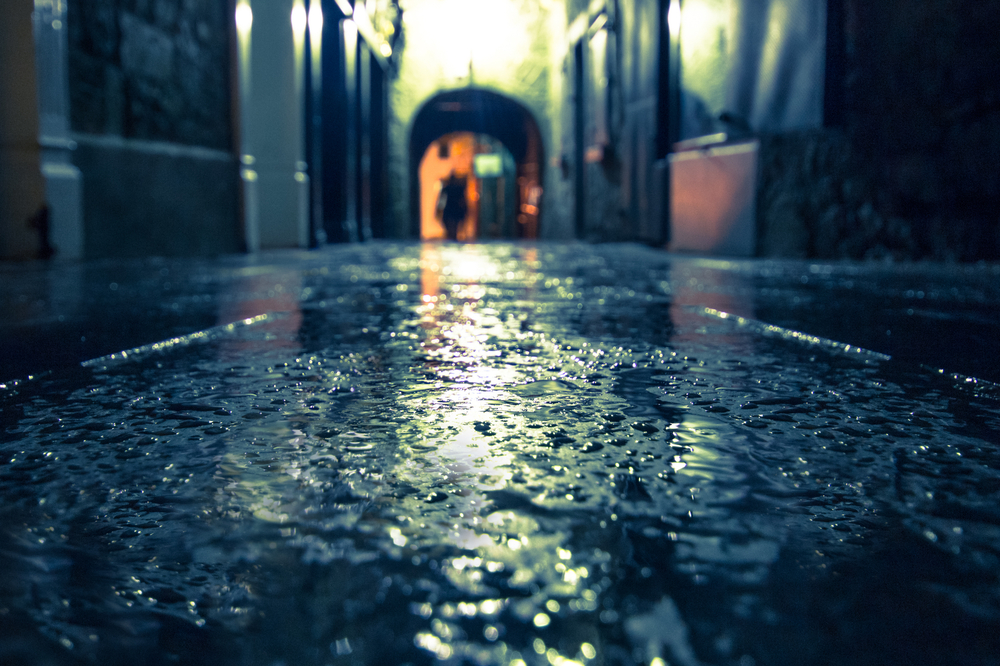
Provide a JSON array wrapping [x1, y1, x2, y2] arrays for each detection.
[[236, 0, 310, 251], [33, 0, 83, 260], [343, 17, 360, 242], [359, 43, 372, 241], [0, 0, 46, 259], [308, 0, 325, 245]]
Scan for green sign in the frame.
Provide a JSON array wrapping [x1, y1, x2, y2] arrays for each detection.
[[474, 154, 503, 177]]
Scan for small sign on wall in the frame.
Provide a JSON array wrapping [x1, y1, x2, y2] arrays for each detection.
[[474, 154, 502, 177]]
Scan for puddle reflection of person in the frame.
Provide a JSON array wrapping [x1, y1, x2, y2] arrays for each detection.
[[436, 172, 468, 241]]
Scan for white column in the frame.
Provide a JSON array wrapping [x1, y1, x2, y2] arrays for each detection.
[[33, 0, 83, 259], [236, 0, 309, 251]]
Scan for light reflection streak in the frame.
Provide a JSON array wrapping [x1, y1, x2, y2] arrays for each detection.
[[79, 314, 271, 368], [199, 245, 704, 662], [409, 245, 601, 657], [290, 1, 307, 35], [415, 244, 515, 549]]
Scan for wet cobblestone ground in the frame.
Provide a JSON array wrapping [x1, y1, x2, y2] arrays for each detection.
[[1, 242, 999, 666]]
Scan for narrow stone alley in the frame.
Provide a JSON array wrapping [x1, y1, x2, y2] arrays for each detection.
[[2, 242, 999, 665]]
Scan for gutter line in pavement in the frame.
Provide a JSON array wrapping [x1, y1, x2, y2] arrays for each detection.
[[79, 313, 272, 369]]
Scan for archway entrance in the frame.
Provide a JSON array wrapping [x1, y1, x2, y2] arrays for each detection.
[[410, 89, 544, 240]]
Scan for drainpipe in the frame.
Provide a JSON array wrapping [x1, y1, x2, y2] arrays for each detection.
[[655, 0, 682, 246]]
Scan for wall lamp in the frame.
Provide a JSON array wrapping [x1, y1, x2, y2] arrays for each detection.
[[235, 1, 253, 33]]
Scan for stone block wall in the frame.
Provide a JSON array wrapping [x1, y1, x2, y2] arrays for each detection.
[[754, 0, 1000, 262], [556, 0, 665, 244], [68, 0, 232, 149], [65, 0, 240, 257]]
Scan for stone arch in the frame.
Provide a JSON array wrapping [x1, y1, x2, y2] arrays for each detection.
[[409, 88, 545, 239]]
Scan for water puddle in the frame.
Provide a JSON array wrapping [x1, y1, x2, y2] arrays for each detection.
[[1, 244, 999, 665]]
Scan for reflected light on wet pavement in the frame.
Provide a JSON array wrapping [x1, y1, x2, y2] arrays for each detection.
[[1, 242, 999, 665]]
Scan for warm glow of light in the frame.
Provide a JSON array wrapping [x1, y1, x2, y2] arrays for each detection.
[[419, 133, 480, 241], [667, 0, 681, 36], [680, 1, 727, 50], [308, 0, 323, 85], [380, 41, 392, 58], [403, 0, 529, 80], [308, 0, 324, 39], [414, 244, 522, 553], [676, 0, 730, 116], [589, 25, 607, 53], [235, 2, 253, 33], [235, 1, 253, 99], [452, 250, 500, 283], [441, 8, 474, 80], [291, 1, 308, 36]]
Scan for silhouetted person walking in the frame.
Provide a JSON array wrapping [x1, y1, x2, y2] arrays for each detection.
[[437, 173, 468, 241]]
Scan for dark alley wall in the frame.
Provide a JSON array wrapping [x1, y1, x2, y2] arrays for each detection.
[[759, 0, 1000, 262], [8, 0, 995, 261], [67, 0, 241, 258], [617, 0, 664, 244], [69, 0, 231, 147], [845, 0, 1000, 261], [561, 0, 665, 244]]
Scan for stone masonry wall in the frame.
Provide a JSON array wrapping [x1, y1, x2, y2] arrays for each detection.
[[65, 0, 240, 258], [68, 0, 232, 149], [843, 0, 1000, 261], [768, 0, 1000, 261], [756, 129, 902, 260], [746, 0, 1000, 262]]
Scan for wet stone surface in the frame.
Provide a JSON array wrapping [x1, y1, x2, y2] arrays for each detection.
[[1, 243, 1000, 665]]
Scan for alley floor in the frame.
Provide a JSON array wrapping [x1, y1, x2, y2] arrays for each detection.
[[1, 242, 1000, 666]]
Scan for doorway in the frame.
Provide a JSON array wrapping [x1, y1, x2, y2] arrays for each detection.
[[410, 89, 544, 241], [419, 133, 516, 241]]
